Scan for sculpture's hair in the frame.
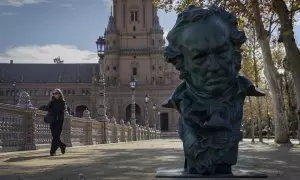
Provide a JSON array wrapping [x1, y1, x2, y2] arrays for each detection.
[[165, 5, 247, 79]]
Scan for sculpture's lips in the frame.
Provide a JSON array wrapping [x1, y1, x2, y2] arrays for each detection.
[[205, 78, 227, 85]]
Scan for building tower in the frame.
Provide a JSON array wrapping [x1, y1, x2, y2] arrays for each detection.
[[104, 0, 180, 132]]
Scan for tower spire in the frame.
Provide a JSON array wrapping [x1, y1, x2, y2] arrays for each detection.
[[110, 5, 113, 17], [105, 4, 117, 35]]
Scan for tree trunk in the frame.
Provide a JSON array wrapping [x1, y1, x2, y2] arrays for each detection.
[[250, 0, 290, 143], [251, 35, 263, 142], [249, 96, 255, 142], [272, 0, 300, 142], [297, 111, 300, 143]]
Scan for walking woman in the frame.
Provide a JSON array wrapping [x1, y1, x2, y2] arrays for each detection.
[[47, 89, 67, 156]]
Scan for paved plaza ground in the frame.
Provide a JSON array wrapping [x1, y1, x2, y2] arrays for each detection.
[[0, 139, 299, 180]]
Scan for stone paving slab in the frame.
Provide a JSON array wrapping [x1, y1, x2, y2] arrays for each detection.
[[0, 139, 299, 180]]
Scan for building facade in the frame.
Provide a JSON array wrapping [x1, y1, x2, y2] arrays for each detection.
[[0, 63, 101, 118], [99, 0, 180, 131], [0, 0, 180, 132]]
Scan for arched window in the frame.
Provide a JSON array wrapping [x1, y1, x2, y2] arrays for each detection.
[[130, 11, 138, 22]]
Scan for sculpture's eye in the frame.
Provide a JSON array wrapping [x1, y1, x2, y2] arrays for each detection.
[[192, 52, 208, 60], [192, 53, 207, 66]]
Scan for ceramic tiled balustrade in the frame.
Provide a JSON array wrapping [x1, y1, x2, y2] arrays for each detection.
[[0, 92, 160, 152]]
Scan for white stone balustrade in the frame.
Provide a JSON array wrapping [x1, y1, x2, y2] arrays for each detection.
[[0, 102, 160, 152]]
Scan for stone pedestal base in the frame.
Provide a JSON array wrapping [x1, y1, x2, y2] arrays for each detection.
[[155, 168, 267, 178]]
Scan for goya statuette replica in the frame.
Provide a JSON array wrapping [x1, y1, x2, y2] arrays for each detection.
[[160, 5, 265, 176]]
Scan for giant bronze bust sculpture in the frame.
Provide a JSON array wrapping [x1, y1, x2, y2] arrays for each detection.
[[162, 5, 264, 175]]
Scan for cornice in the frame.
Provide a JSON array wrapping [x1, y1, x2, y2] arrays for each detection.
[[105, 48, 164, 55]]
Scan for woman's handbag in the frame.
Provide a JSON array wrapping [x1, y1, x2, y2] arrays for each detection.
[[44, 112, 55, 124]]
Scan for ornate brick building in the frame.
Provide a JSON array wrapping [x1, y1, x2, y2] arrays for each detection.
[[0, 62, 101, 118], [0, 0, 180, 132]]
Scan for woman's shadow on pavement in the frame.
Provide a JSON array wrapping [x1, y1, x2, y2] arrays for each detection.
[[4, 155, 50, 162]]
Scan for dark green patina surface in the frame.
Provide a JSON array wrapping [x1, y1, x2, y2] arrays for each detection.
[[162, 5, 264, 175]]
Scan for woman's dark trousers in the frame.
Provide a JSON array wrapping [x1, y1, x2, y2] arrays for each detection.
[[50, 121, 66, 154]]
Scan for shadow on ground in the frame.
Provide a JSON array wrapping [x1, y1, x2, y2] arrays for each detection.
[[4, 155, 50, 162], [0, 139, 299, 180]]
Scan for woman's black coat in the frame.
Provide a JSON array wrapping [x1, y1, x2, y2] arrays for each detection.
[[47, 99, 65, 122]]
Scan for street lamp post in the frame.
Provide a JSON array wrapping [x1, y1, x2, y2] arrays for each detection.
[[96, 36, 105, 81], [152, 104, 157, 129], [130, 77, 137, 125], [12, 81, 16, 105], [130, 77, 137, 141], [144, 94, 150, 127], [96, 36, 109, 144]]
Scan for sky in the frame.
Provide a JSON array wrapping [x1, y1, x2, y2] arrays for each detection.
[[0, 0, 299, 64]]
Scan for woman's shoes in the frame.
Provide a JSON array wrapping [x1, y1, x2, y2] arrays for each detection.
[[49, 144, 66, 156], [60, 144, 66, 154]]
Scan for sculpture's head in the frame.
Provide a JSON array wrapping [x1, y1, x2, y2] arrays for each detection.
[[165, 5, 246, 95]]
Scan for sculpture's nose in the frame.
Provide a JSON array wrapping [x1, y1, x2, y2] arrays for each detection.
[[207, 54, 220, 72]]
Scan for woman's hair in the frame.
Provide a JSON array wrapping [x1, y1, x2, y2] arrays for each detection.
[[51, 88, 65, 101], [164, 5, 247, 79]]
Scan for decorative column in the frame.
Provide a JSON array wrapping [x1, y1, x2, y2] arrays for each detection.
[[17, 91, 37, 150]]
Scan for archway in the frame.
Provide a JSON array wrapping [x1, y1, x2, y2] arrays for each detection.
[[38, 105, 48, 111], [75, 105, 88, 118], [160, 113, 169, 131], [125, 104, 141, 124]]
